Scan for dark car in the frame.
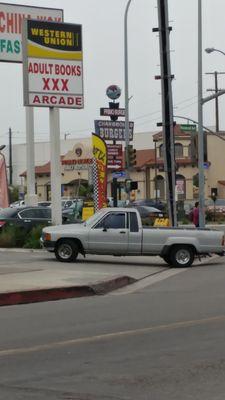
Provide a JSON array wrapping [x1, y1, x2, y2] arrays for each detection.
[[131, 199, 166, 211], [126, 204, 163, 218], [0, 206, 52, 232], [62, 200, 83, 223]]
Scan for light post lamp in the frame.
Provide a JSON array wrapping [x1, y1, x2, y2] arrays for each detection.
[[205, 47, 225, 56], [124, 0, 132, 178]]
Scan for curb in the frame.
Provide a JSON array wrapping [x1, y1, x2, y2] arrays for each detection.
[[0, 275, 136, 307]]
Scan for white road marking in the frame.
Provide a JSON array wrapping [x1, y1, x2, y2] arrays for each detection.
[[111, 268, 188, 295]]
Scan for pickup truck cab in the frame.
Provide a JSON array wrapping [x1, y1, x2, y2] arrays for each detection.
[[41, 208, 225, 268]]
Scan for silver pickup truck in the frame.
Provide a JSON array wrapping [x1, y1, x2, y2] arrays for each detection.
[[41, 207, 225, 268]]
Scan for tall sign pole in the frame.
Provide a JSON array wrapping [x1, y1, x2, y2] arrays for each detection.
[[22, 20, 84, 225], [154, 0, 176, 226]]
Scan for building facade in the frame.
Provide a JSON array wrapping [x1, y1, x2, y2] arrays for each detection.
[[20, 125, 225, 202]]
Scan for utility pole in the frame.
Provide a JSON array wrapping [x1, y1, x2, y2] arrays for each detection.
[[153, 0, 177, 226], [8, 127, 12, 185], [206, 71, 225, 132]]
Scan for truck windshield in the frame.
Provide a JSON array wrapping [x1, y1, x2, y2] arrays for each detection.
[[84, 209, 106, 226]]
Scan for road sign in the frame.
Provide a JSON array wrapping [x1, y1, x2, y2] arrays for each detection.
[[22, 20, 83, 108], [94, 120, 134, 141], [112, 170, 126, 178], [180, 124, 197, 132], [0, 3, 63, 63], [100, 108, 125, 117]]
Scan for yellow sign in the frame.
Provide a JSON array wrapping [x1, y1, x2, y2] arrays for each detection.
[[82, 207, 94, 221], [154, 218, 170, 227]]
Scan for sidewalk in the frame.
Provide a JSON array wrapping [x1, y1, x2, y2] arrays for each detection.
[[0, 249, 166, 307]]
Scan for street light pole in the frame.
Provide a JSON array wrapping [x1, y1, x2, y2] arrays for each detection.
[[198, 0, 205, 228], [124, 0, 132, 179]]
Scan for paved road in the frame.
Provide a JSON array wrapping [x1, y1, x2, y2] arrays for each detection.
[[0, 254, 225, 399]]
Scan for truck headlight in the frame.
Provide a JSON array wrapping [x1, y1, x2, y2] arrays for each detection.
[[44, 233, 51, 241]]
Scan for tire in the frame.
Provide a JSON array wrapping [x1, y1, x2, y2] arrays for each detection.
[[170, 245, 194, 268], [55, 239, 78, 262], [162, 254, 172, 265]]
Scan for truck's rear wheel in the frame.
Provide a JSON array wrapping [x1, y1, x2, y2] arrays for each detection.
[[55, 239, 78, 262], [162, 255, 172, 265], [170, 245, 194, 268]]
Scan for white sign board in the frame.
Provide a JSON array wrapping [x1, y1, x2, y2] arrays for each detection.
[[0, 3, 63, 63], [22, 19, 83, 109]]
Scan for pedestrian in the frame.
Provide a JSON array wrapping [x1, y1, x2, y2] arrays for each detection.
[[193, 201, 199, 228]]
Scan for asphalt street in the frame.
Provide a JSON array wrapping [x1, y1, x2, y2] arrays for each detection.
[[0, 253, 225, 399]]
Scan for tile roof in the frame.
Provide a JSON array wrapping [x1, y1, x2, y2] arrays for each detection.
[[153, 124, 192, 140]]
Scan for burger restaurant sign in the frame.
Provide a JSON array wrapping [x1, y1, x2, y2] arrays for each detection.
[[22, 19, 83, 108]]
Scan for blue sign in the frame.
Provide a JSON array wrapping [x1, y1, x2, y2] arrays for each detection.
[[112, 171, 126, 178]]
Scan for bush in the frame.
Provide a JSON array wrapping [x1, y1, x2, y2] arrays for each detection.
[[23, 225, 45, 249], [0, 225, 27, 247], [0, 224, 45, 248]]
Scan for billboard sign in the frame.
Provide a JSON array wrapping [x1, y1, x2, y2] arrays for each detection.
[[0, 3, 63, 63], [100, 108, 125, 117], [94, 120, 134, 141], [22, 19, 83, 108]]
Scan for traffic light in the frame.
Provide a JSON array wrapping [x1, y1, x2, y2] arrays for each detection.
[[127, 144, 136, 168]]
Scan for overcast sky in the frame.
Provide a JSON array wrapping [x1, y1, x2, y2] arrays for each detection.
[[0, 0, 225, 145]]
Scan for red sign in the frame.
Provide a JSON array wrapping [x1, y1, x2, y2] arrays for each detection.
[[107, 144, 123, 169]]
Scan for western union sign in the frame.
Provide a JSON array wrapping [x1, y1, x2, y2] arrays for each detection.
[[22, 20, 83, 108]]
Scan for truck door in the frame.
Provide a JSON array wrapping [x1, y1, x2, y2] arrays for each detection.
[[127, 211, 142, 254], [88, 212, 129, 254]]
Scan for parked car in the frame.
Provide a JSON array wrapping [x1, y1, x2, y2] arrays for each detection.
[[126, 204, 163, 219], [37, 201, 51, 207], [61, 198, 84, 209], [62, 200, 83, 223], [10, 200, 25, 208], [206, 199, 225, 215], [131, 199, 166, 211], [0, 206, 52, 232]]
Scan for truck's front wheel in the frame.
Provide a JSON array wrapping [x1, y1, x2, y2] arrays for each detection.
[[170, 245, 194, 268], [55, 239, 78, 262]]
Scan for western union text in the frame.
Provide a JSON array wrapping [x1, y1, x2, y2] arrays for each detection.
[[31, 28, 78, 47]]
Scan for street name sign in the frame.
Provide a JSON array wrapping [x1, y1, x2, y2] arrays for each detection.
[[112, 170, 126, 178], [22, 20, 83, 108], [94, 120, 134, 141], [180, 124, 197, 132], [0, 3, 63, 63]]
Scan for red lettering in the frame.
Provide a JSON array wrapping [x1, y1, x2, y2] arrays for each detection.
[[67, 97, 74, 105], [33, 95, 40, 104], [43, 78, 50, 90], [59, 97, 66, 105], [43, 96, 50, 104], [77, 66, 81, 76], [6, 12, 14, 33], [61, 79, 69, 91], [0, 12, 5, 33], [52, 78, 59, 91], [50, 96, 57, 104]]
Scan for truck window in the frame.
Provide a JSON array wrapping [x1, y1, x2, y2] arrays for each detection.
[[129, 212, 139, 232], [94, 213, 125, 229]]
